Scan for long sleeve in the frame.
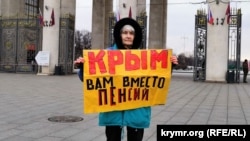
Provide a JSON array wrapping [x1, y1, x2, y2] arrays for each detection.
[[77, 63, 83, 82], [171, 63, 176, 74]]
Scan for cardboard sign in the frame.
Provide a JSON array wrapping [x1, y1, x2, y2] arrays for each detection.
[[35, 51, 50, 66], [83, 49, 172, 113]]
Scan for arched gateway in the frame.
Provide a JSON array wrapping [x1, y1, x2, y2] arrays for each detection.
[[194, 0, 242, 83], [0, 0, 168, 75]]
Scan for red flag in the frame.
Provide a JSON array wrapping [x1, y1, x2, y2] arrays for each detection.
[[38, 8, 44, 26], [207, 7, 214, 25], [225, 4, 230, 24], [50, 8, 55, 26], [128, 6, 132, 18], [39, 15, 44, 26]]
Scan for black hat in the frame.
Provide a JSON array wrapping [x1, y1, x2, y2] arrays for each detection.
[[113, 18, 142, 49]]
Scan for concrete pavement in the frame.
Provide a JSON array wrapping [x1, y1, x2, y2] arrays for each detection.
[[0, 72, 249, 141]]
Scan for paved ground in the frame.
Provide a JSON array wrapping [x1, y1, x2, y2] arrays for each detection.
[[0, 72, 249, 141]]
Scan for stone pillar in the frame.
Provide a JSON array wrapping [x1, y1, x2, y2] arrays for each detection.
[[206, 0, 229, 82], [105, 0, 113, 48], [136, 0, 146, 16], [0, 0, 25, 16], [40, 0, 61, 75], [148, 0, 167, 49], [60, 0, 76, 15], [91, 0, 113, 49]]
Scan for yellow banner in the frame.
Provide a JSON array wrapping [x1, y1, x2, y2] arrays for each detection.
[[83, 49, 172, 114]]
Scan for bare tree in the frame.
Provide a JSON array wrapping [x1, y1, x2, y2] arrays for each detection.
[[75, 30, 91, 59], [174, 53, 194, 70]]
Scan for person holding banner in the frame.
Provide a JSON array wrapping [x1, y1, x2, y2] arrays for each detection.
[[74, 17, 178, 141]]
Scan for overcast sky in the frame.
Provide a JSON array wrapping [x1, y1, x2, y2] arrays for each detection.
[[75, 0, 250, 61]]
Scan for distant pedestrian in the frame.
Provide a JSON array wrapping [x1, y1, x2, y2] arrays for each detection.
[[242, 59, 249, 83]]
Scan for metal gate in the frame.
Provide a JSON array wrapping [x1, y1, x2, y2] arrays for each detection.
[[58, 15, 75, 75], [136, 12, 147, 49], [227, 9, 242, 83], [194, 10, 207, 81], [0, 16, 74, 74], [0, 18, 41, 73]]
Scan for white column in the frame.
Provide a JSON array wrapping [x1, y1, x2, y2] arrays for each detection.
[[206, 0, 229, 82], [40, 0, 60, 75], [118, 0, 137, 19]]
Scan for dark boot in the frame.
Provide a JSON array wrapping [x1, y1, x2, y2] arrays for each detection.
[[243, 74, 247, 83], [127, 126, 144, 141], [106, 126, 122, 141]]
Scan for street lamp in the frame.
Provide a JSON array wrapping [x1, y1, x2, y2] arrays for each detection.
[[181, 36, 188, 54]]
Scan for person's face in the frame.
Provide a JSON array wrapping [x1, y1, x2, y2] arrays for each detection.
[[121, 29, 135, 49]]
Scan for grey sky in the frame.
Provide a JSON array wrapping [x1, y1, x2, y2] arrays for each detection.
[[75, 0, 92, 31], [75, 0, 250, 60]]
